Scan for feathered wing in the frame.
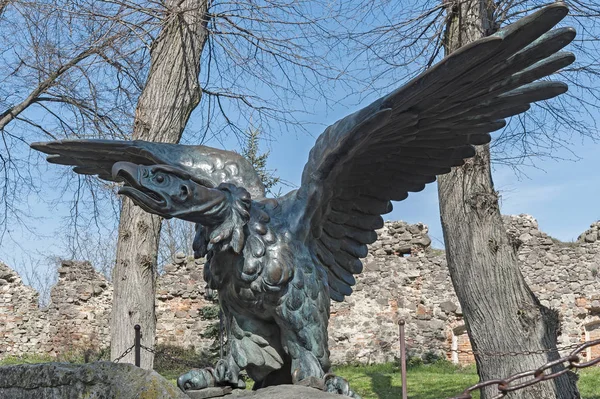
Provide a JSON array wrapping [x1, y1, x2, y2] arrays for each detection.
[[295, 4, 576, 302], [31, 139, 266, 198]]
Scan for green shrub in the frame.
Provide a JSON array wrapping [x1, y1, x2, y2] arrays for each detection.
[[0, 346, 110, 366], [199, 305, 221, 320], [153, 344, 215, 380], [422, 350, 444, 364], [0, 353, 55, 366], [406, 355, 423, 368]]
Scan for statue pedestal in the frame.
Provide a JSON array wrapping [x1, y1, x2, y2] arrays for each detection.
[[186, 386, 233, 398]]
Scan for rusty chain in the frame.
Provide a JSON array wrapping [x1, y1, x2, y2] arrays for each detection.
[[117, 334, 599, 399], [140, 344, 208, 369], [448, 338, 600, 399], [112, 344, 135, 363], [112, 343, 206, 368], [139, 344, 155, 354], [438, 342, 585, 357]]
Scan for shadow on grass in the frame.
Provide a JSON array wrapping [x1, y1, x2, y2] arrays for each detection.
[[358, 368, 479, 399], [365, 371, 403, 399]]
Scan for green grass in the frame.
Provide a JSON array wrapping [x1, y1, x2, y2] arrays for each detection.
[[3, 355, 598, 398], [332, 362, 600, 399], [333, 362, 479, 399], [0, 348, 110, 366], [0, 353, 55, 366], [162, 361, 599, 399], [578, 367, 600, 399]]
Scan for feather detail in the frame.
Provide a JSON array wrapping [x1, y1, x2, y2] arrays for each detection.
[[293, 4, 575, 302]]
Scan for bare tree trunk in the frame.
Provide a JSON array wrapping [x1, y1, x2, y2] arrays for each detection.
[[437, 1, 579, 398], [111, 0, 211, 369]]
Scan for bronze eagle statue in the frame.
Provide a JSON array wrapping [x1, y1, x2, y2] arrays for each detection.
[[32, 4, 575, 397]]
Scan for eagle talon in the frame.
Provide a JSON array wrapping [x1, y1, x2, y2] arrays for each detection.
[[177, 364, 245, 392], [214, 358, 242, 386], [177, 368, 216, 391], [293, 373, 360, 398], [324, 374, 362, 399]]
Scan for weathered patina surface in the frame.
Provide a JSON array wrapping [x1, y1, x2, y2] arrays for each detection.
[[31, 4, 575, 397], [0, 362, 189, 399]]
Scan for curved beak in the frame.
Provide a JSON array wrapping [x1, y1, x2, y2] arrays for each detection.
[[112, 161, 141, 186], [111, 161, 169, 215], [110, 161, 230, 226]]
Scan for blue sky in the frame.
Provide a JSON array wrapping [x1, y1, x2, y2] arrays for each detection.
[[1, 2, 600, 282], [2, 79, 599, 285], [261, 103, 600, 248]]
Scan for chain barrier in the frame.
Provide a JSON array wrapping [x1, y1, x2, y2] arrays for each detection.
[[112, 344, 135, 363], [424, 341, 585, 358], [111, 342, 206, 368], [139, 344, 208, 369], [447, 338, 600, 399]]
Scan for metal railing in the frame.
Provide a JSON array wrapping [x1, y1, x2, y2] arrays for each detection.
[[448, 339, 600, 399], [112, 323, 220, 369], [112, 322, 600, 399], [395, 320, 600, 399]]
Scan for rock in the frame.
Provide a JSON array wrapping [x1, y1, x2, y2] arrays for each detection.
[[411, 236, 431, 247], [415, 304, 432, 320], [187, 387, 233, 399], [407, 224, 422, 235], [541, 238, 553, 245], [455, 304, 463, 316], [231, 385, 346, 398], [294, 376, 326, 390], [393, 243, 413, 254], [164, 264, 178, 273], [406, 269, 420, 279], [0, 362, 189, 399], [175, 252, 187, 264], [519, 233, 532, 242], [439, 301, 457, 314]]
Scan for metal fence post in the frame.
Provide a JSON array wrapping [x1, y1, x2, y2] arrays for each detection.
[[219, 309, 224, 359], [134, 324, 141, 367], [398, 320, 408, 399]]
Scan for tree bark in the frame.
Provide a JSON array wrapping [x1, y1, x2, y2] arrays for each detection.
[[437, 1, 579, 398], [111, 0, 211, 369]]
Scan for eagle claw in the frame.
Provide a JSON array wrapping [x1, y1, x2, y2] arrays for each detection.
[[177, 361, 246, 392], [177, 368, 216, 391], [293, 373, 361, 398], [324, 374, 362, 399]]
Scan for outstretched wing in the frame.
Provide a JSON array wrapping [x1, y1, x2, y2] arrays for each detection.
[[295, 4, 575, 302], [31, 139, 266, 198]]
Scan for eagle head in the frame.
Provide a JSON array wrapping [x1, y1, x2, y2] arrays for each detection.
[[112, 162, 230, 224], [112, 161, 251, 254]]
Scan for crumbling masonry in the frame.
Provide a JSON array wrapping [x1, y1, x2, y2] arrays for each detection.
[[1, 214, 599, 365]]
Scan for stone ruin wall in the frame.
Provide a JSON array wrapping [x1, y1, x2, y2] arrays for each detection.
[[0, 255, 217, 359], [1, 214, 599, 365], [155, 254, 215, 353], [0, 260, 113, 357], [0, 264, 47, 356], [329, 215, 600, 364]]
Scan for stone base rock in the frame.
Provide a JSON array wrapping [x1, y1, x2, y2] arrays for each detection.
[[187, 386, 233, 398], [232, 385, 347, 398], [0, 361, 189, 399]]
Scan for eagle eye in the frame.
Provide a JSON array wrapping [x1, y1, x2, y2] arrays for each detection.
[[156, 174, 165, 183]]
